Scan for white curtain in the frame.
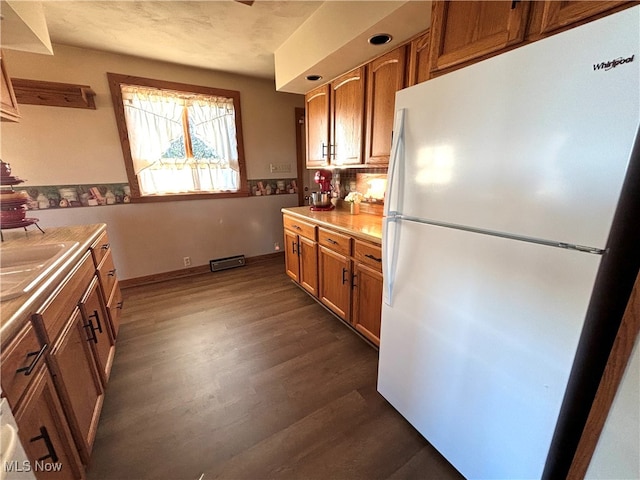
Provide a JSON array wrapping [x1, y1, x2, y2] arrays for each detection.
[[122, 87, 184, 175], [121, 86, 240, 195]]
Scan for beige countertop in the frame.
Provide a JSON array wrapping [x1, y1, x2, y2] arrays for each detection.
[[0, 223, 106, 347], [282, 206, 383, 245]]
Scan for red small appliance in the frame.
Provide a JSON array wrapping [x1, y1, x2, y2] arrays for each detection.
[[310, 169, 335, 211]]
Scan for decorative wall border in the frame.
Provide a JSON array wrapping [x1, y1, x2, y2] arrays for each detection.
[[14, 178, 298, 211]]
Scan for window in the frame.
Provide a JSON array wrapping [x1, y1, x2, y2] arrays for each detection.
[[107, 73, 248, 201]]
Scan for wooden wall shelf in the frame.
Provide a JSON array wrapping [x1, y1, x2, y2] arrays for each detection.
[[12, 78, 96, 109]]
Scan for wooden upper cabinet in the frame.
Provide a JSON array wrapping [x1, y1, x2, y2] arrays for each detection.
[[408, 31, 431, 86], [429, 1, 531, 73], [538, 1, 631, 35], [331, 66, 366, 166], [305, 84, 331, 167], [1, 50, 20, 122], [365, 47, 406, 165]]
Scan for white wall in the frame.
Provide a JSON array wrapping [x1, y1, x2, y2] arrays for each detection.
[[1, 45, 303, 280]]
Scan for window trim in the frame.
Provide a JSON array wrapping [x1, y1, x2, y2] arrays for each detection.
[[107, 72, 249, 202]]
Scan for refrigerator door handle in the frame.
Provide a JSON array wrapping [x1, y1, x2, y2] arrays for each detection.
[[383, 108, 406, 306], [382, 216, 401, 306], [384, 108, 405, 219]]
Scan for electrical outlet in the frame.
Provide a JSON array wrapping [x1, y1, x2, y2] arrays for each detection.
[[183, 256, 192, 267], [274, 242, 280, 251]]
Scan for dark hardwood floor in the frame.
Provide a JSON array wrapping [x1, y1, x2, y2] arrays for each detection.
[[86, 256, 463, 480]]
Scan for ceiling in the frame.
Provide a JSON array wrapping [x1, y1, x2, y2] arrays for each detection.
[[1, 1, 431, 93]]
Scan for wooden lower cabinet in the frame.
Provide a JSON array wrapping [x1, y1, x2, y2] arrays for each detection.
[[79, 276, 116, 387], [283, 215, 318, 296], [285, 212, 383, 347], [352, 262, 383, 345], [318, 246, 352, 321], [14, 363, 85, 480], [48, 308, 104, 464]]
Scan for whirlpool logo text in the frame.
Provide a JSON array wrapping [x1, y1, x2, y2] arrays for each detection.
[[593, 54, 635, 71]]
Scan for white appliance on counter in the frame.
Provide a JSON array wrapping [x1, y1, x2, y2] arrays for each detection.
[[378, 6, 640, 480]]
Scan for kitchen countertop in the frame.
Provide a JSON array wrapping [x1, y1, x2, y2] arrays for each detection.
[[0, 223, 106, 347], [282, 206, 383, 244]]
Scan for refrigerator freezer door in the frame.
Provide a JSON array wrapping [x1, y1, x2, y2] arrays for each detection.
[[392, 6, 639, 250], [378, 220, 602, 479]]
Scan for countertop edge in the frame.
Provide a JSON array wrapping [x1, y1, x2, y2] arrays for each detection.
[[1, 223, 107, 348], [281, 206, 382, 245]]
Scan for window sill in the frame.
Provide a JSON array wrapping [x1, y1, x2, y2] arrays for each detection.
[[130, 190, 251, 203]]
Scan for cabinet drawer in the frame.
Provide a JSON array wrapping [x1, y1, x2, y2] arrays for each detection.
[[354, 240, 382, 271], [283, 215, 316, 241], [318, 228, 352, 256], [91, 230, 111, 268], [1, 321, 46, 407], [34, 251, 95, 345], [97, 249, 118, 301]]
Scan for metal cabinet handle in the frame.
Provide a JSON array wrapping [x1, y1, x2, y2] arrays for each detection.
[[292, 240, 297, 255], [116, 301, 124, 310], [16, 344, 48, 376], [30, 426, 59, 463], [342, 268, 349, 285], [83, 319, 98, 344], [107, 269, 117, 277], [511, 0, 519, 9], [326, 238, 338, 245], [351, 273, 358, 289], [101, 243, 110, 250], [365, 253, 382, 263], [322, 143, 327, 159], [89, 309, 103, 334], [330, 144, 336, 160]]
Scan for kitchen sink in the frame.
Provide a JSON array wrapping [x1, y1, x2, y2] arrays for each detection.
[[0, 241, 79, 301]]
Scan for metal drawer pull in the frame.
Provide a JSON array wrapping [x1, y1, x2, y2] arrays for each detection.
[[107, 268, 117, 277], [292, 224, 301, 231], [116, 301, 124, 310], [365, 253, 382, 263], [16, 344, 48, 376], [101, 243, 110, 250], [326, 238, 338, 245], [30, 426, 59, 463]]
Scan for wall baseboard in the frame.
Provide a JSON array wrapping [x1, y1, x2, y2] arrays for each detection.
[[120, 252, 284, 289]]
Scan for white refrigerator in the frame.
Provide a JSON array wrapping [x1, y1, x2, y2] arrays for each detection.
[[378, 6, 640, 480]]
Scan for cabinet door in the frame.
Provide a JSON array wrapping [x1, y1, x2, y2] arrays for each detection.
[[284, 229, 301, 282], [331, 67, 365, 166], [318, 246, 351, 320], [429, 0, 531, 72], [0, 50, 20, 122], [539, 1, 629, 34], [79, 276, 115, 387], [49, 308, 104, 464], [408, 30, 431, 86], [352, 262, 383, 346], [298, 235, 318, 297], [14, 363, 85, 480], [365, 47, 406, 165], [305, 84, 330, 167], [106, 281, 123, 340]]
